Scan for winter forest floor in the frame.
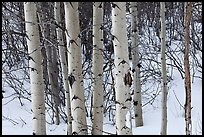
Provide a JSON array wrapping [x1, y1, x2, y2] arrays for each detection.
[[2, 67, 202, 135], [2, 2, 202, 135]]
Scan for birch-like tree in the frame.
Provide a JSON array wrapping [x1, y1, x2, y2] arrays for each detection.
[[50, 15, 61, 125], [38, 2, 60, 125], [64, 2, 87, 135], [54, 2, 72, 134], [91, 2, 104, 135], [112, 2, 132, 135], [184, 2, 192, 135], [130, 2, 143, 127], [160, 2, 168, 135], [24, 2, 46, 135], [51, 45, 60, 125]]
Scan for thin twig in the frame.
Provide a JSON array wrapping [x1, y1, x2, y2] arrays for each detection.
[[172, 90, 185, 109]]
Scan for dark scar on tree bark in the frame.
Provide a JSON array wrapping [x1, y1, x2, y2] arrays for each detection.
[[72, 131, 78, 135], [124, 72, 132, 87], [68, 73, 75, 88], [69, 39, 79, 47], [121, 106, 127, 109], [125, 96, 132, 102], [28, 56, 36, 62], [115, 101, 120, 104], [121, 125, 129, 130], [111, 3, 121, 10], [71, 95, 81, 101], [133, 100, 138, 106], [118, 59, 128, 66]]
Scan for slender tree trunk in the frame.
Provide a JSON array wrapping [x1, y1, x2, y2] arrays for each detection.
[[37, 2, 60, 125], [131, 2, 143, 127], [46, 45, 57, 124], [64, 2, 87, 135], [54, 2, 72, 134], [160, 2, 168, 135], [50, 8, 61, 125], [91, 2, 104, 135], [184, 2, 192, 135], [24, 2, 46, 135], [112, 2, 132, 135], [51, 45, 60, 125]]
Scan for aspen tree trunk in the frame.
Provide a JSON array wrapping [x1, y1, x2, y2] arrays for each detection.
[[112, 2, 132, 135], [130, 2, 143, 127], [46, 45, 57, 124], [160, 2, 168, 135], [64, 2, 87, 135], [50, 9, 61, 125], [54, 2, 72, 134], [51, 45, 60, 125], [24, 2, 46, 135], [91, 2, 104, 135], [38, 2, 60, 125], [184, 2, 192, 135]]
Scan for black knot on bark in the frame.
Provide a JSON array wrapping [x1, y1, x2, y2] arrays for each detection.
[[124, 72, 132, 87], [68, 73, 75, 88]]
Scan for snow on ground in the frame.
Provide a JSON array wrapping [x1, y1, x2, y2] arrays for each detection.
[[2, 66, 202, 135]]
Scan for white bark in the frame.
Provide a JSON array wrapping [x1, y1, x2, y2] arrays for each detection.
[[24, 2, 46, 135], [64, 2, 87, 135], [130, 2, 143, 127], [54, 2, 72, 134], [160, 2, 168, 135], [112, 2, 132, 135], [91, 2, 104, 135]]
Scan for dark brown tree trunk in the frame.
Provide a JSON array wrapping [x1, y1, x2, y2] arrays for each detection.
[[184, 2, 192, 135]]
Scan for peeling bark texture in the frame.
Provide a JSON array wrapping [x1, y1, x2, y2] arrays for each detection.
[[91, 2, 104, 135], [24, 2, 46, 135], [112, 2, 132, 135], [184, 2, 192, 135], [160, 2, 168, 135], [64, 2, 87, 135], [131, 2, 143, 127], [54, 2, 72, 134]]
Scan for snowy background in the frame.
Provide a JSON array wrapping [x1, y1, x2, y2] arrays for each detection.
[[2, 66, 202, 135], [2, 2, 202, 135]]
